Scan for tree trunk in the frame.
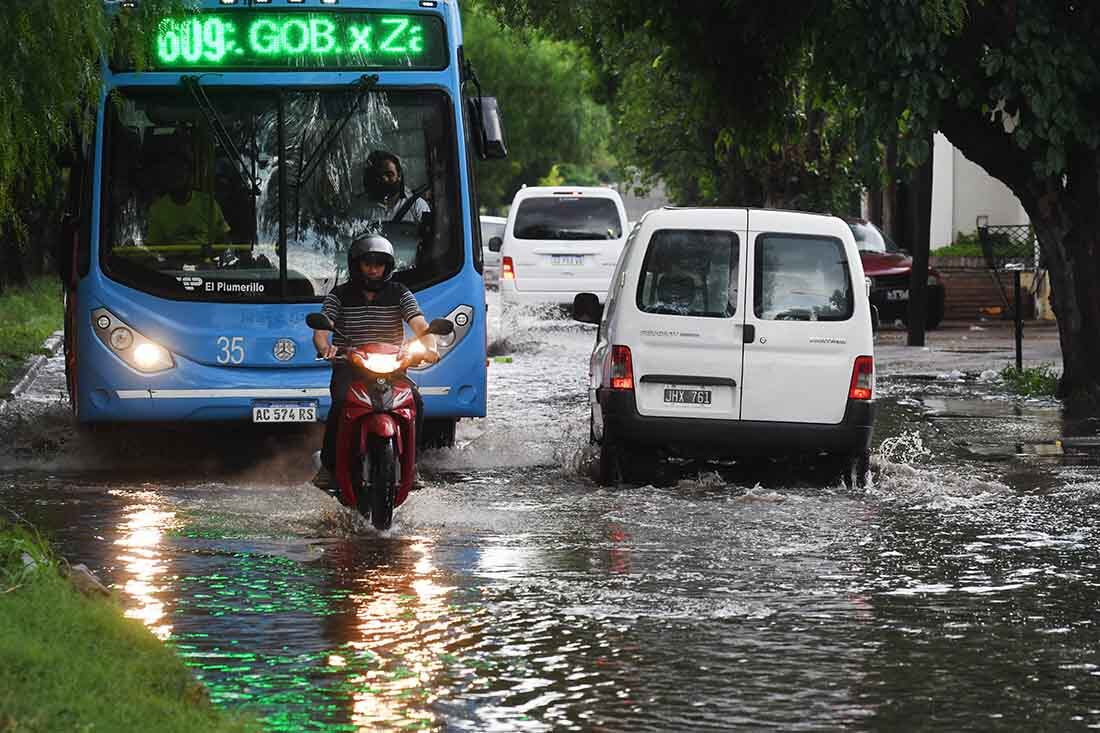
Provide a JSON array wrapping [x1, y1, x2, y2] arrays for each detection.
[[1022, 152, 1100, 412], [939, 107, 1100, 414]]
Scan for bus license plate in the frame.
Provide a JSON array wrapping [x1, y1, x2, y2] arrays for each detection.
[[552, 255, 584, 266], [664, 388, 712, 405], [252, 403, 317, 423]]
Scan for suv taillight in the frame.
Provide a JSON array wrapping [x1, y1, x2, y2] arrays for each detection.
[[608, 345, 634, 391], [849, 355, 874, 400], [502, 256, 515, 280]]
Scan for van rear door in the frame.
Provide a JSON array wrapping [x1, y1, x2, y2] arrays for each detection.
[[628, 213, 748, 422], [508, 193, 625, 294], [739, 211, 859, 424]]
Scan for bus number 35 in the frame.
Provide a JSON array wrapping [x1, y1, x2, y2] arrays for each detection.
[[217, 336, 246, 365]]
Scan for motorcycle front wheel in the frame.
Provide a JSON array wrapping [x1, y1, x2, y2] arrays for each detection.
[[365, 437, 398, 530]]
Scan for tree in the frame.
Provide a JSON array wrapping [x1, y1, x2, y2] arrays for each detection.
[[828, 0, 1100, 409], [492, 1, 866, 211], [0, 1, 180, 291], [461, 2, 613, 210], [500, 0, 1100, 411]]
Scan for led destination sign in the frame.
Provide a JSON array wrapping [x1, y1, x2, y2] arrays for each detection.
[[152, 12, 446, 70]]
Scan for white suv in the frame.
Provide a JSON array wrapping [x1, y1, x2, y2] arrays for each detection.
[[491, 186, 629, 308], [574, 207, 876, 486]]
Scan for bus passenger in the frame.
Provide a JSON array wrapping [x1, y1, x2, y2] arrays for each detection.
[[146, 154, 231, 246], [312, 233, 438, 489]]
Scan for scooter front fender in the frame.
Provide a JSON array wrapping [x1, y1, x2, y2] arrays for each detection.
[[361, 413, 398, 440]]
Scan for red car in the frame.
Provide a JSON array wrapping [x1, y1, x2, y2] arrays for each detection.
[[847, 218, 945, 330]]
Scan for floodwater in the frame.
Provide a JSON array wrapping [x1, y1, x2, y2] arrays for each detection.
[[2, 303, 1099, 731]]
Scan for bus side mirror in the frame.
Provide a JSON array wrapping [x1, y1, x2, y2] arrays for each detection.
[[487, 236, 503, 253], [573, 293, 602, 324], [467, 96, 507, 160]]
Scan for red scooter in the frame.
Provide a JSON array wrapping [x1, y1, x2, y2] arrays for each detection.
[[307, 313, 454, 530]]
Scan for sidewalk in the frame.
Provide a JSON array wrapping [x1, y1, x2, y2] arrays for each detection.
[[875, 319, 1061, 377]]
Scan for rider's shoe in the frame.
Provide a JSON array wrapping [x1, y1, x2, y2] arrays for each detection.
[[311, 466, 334, 491]]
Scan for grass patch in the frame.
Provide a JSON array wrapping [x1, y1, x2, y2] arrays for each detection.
[[0, 277, 64, 388], [999, 363, 1060, 398], [0, 520, 257, 732]]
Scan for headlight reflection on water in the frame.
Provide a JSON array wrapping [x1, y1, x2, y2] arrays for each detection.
[[347, 540, 457, 731], [113, 502, 178, 641]]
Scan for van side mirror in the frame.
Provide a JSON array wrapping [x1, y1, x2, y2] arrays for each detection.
[[467, 96, 508, 160], [487, 236, 503, 253], [573, 293, 602, 324]]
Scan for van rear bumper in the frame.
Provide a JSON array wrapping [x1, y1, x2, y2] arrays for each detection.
[[597, 389, 875, 458], [500, 283, 607, 307]]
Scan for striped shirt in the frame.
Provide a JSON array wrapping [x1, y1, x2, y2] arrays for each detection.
[[321, 281, 422, 348]]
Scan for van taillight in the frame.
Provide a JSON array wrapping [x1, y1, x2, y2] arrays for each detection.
[[502, 256, 515, 280], [849, 355, 874, 400], [608, 345, 634, 391]]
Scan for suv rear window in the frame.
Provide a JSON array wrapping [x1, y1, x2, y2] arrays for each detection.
[[512, 197, 622, 240], [636, 229, 740, 318], [754, 234, 853, 321]]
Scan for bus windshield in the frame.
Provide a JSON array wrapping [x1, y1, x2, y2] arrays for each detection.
[[103, 87, 459, 301]]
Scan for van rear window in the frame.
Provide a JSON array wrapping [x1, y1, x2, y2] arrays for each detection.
[[512, 197, 623, 240], [754, 235, 853, 321], [636, 229, 740, 318]]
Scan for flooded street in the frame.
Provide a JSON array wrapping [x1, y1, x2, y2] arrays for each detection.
[[2, 305, 1099, 731]]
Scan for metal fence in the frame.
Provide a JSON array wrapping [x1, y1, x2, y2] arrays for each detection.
[[977, 223, 1039, 272]]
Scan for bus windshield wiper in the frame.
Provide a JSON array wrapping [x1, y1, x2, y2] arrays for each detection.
[[292, 73, 379, 238], [296, 74, 379, 187], [181, 75, 259, 197]]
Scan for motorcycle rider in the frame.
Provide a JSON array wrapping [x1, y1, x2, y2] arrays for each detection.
[[312, 233, 438, 489]]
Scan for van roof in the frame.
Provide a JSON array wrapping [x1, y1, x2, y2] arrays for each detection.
[[658, 205, 835, 219], [513, 185, 624, 200]]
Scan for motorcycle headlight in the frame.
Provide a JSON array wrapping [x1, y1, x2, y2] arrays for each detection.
[[92, 308, 175, 373], [353, 352, 400, 374]]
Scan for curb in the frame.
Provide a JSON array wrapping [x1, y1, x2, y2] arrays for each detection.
[[1, 330, 64, 403]]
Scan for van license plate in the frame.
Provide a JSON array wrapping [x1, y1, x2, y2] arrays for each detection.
[[252, 403, 317, 423], [664, 388, 712, 405], [885, 288, 909, 301], [552, 255, 584, 266]]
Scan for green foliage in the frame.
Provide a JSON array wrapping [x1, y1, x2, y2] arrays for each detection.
[[0, 277, 64, 388], [0, 1, 185, 243], [999, 364, 1059, 399], [933, 231, 983, 257], [461, 1, 614, 209], [0, 522, 256, 732], [492, 1, 866, 211]]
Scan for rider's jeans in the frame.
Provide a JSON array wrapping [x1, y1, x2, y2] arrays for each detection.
[[322, 363, 423, 469]]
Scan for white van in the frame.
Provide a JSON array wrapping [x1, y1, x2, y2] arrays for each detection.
[[490, 186, 629, 308], [573, 207, 876, 487]]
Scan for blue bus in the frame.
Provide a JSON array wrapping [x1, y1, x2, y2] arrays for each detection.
[[58, 0, 506, 446]]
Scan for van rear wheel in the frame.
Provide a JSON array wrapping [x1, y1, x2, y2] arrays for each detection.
[[834, 451, 870, 489]]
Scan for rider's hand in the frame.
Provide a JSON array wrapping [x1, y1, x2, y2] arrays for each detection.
[[420, 348, 441, 365], [320, 344, 339, 360]]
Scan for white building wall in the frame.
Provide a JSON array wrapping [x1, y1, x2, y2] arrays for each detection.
[[930, 132, 1029, 249]]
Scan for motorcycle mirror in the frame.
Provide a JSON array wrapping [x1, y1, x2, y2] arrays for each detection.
[[428, 318, 454, 336], [306, 313, 335, 331], [487, 236, 503, 253]]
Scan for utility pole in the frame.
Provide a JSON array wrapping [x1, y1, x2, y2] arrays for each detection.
[[907, 136, 934, 347]]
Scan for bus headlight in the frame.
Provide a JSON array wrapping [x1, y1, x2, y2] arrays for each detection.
[[92, 308, 175, 373], [133, 343, 172, 371], [407, 304, 472, 370]]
